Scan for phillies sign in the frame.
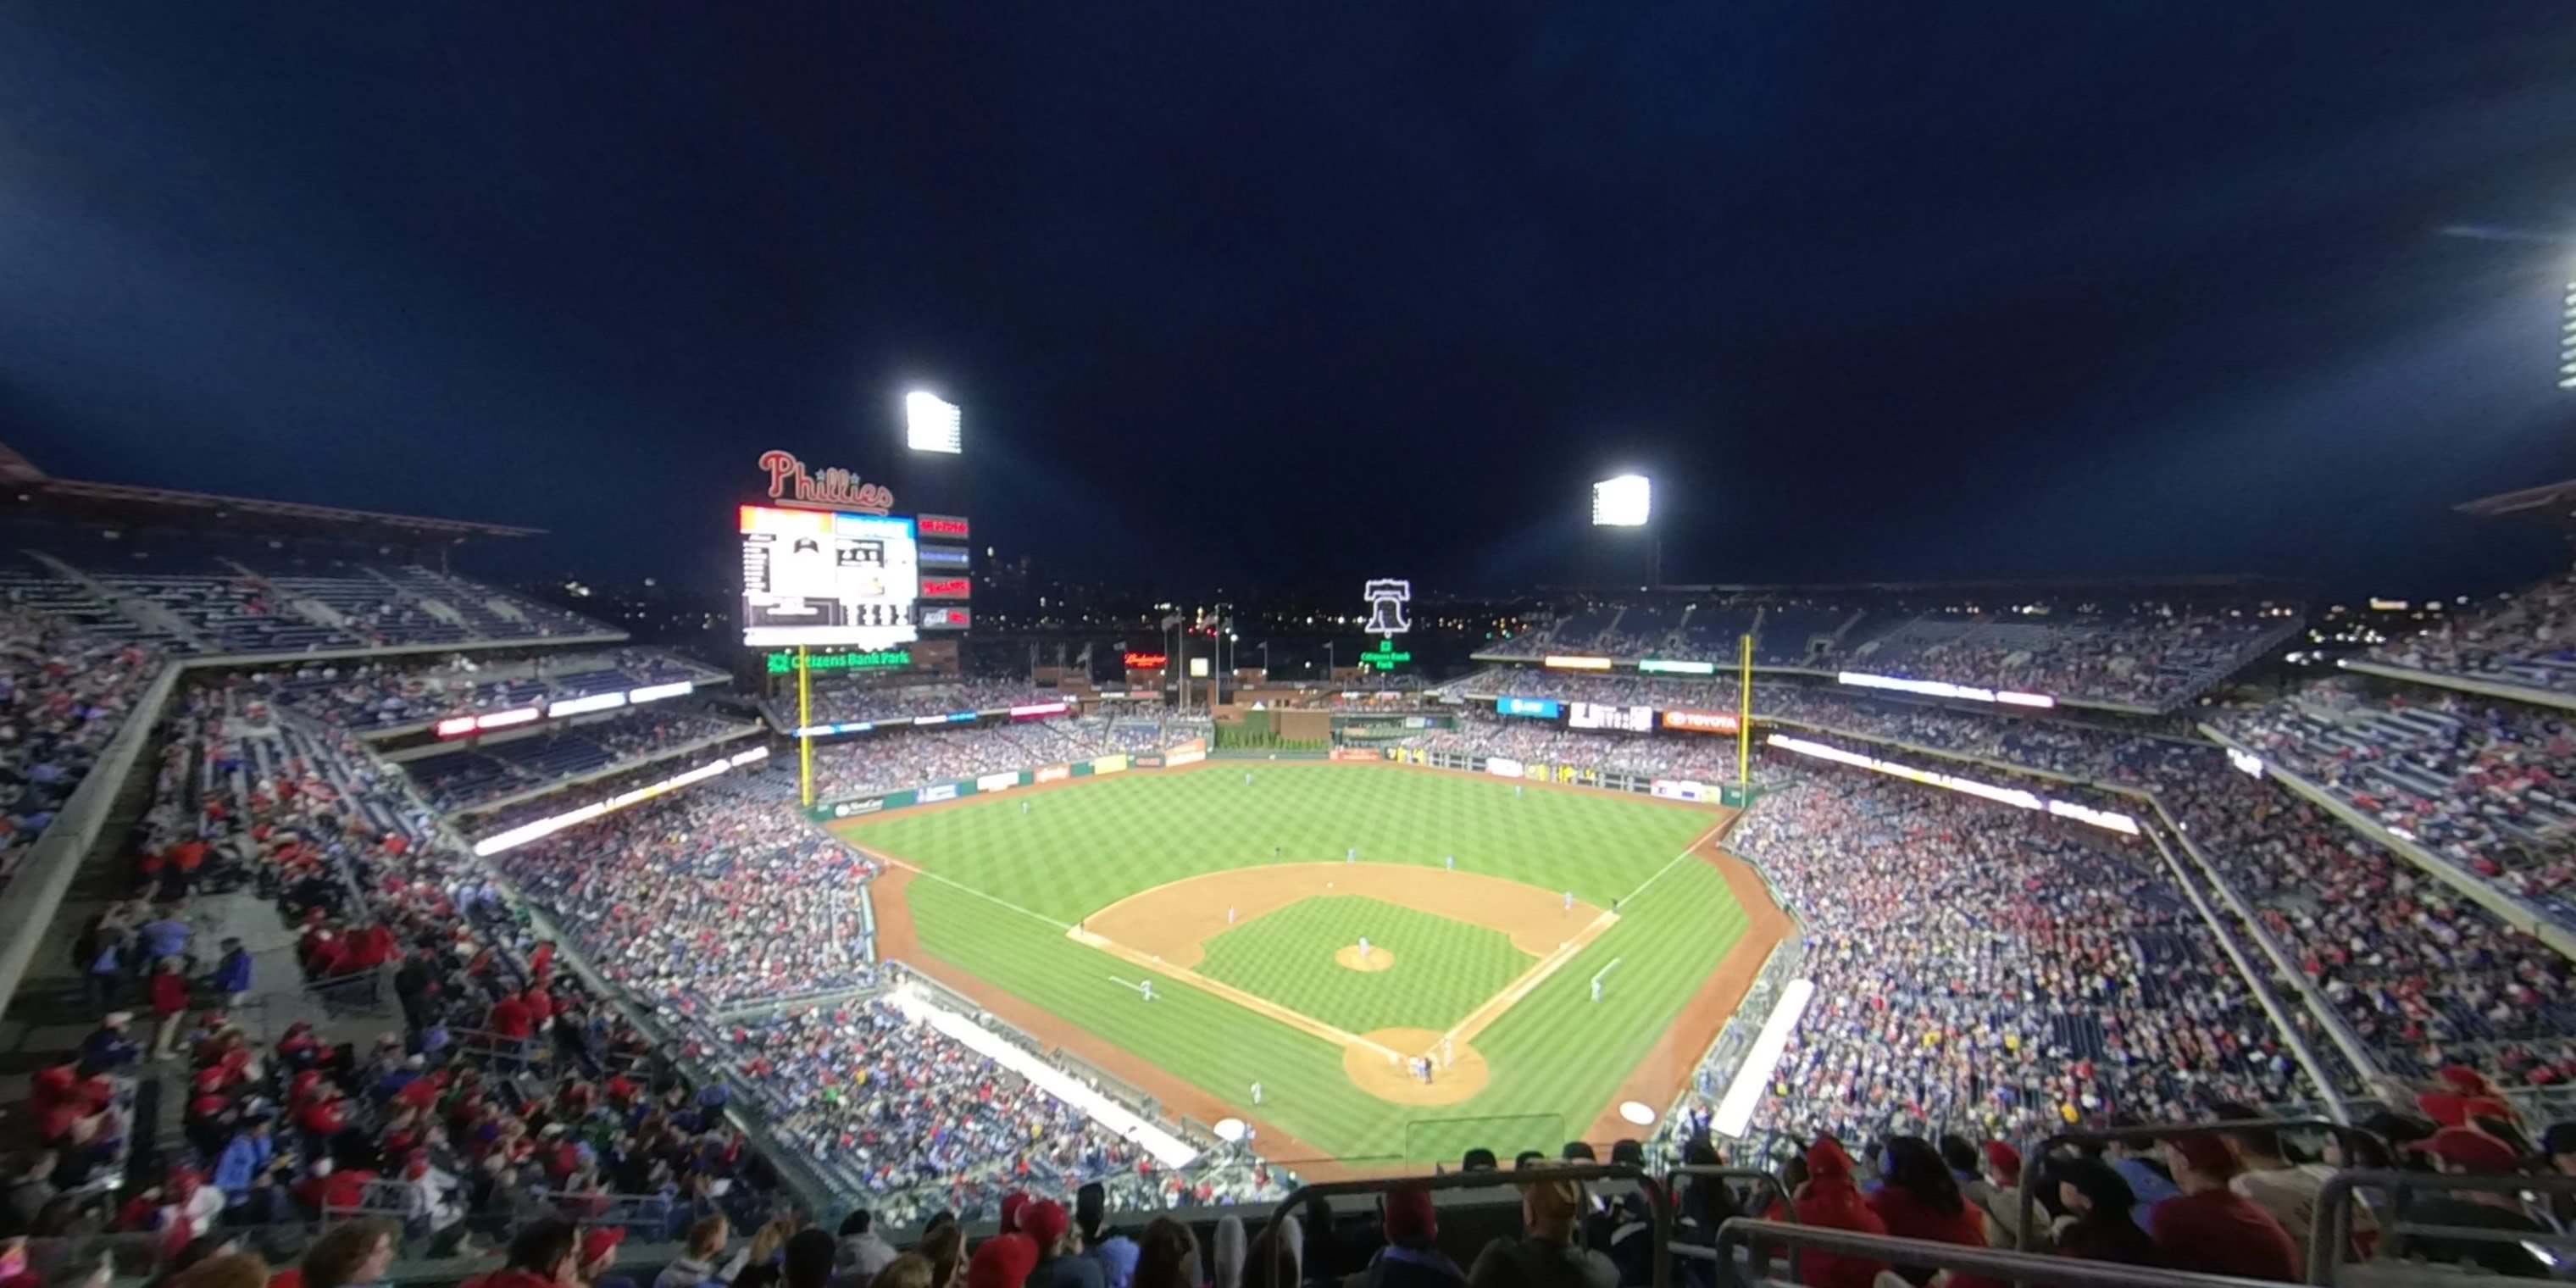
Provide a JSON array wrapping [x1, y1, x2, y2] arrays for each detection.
[[758, 450, 894, 515]]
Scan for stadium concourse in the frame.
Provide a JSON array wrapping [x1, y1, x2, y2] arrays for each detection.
[[3, 472, 2576, 1288]]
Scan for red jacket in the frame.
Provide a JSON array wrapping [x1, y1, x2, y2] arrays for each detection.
[[150, 972, 188, 1019], [488, 997, 533, 1041], [1868, 1186, 2001, 1288], [1792, 1139, 1888, 1288]]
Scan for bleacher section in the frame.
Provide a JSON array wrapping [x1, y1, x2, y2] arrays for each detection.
[[404, 708, 759, 813], [1479, 593, 2297, 711], [1, 545, 616, 657]]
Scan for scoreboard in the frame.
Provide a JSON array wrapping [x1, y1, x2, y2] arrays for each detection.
[[739, 504, 920, 648], [1567, 702, 1655, 732]]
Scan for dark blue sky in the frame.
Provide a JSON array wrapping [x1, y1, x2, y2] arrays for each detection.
[[3, 3, 2574, 597]]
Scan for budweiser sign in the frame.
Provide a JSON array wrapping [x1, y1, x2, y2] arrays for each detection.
[[758, 450, 894, 514]]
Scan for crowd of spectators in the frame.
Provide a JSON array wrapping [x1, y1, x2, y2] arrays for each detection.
[[772, 680, 1061, 730], [808, 721, 1127, 802], [1483, 602, 2290, 710], [0, 608, 161, 880], [2367, 569, 2576, 695], [2151, 752, 2576, 1091], [6, 683, 794, 1257], [697, 1005, 1246, 1228], [1404, 722, 1739, 781], [1702, 766, 2307, 1149], [492, 781, 880, 1012], [2213, 682, 2576, 926], [408, 710, 757, 813], [246, 649, 713, 733]]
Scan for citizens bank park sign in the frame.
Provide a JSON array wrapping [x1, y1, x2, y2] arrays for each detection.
[[758, 450, 893, 515]]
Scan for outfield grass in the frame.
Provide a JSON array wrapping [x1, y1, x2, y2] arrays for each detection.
[[842, 763, 1748, 1163], [1196, 895, 1532, 1034]]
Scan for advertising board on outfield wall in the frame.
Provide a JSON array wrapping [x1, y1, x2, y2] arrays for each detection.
[[976, 771, 1020, 793], [1485, 757, 1524, 779], [1091, 754, 1130, 775], [919, 783, 960, 803], [1652, 779, 1715, 802], [1165, 747, 1207, 768], [1036, 763, 1073, 784], [1661, 709, 1740, 735], [1329, 748, 1382, 763]]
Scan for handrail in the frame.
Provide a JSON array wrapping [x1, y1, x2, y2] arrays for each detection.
[[0, 659, 179, 1019], [2196, 724, 2576, 959], [1713, 1218, 2295, 1288], [1263, 1164, 1669, 1288], [2139, 826, 2350, 1124], [2012, 1119, 2383, 1251], [1664, 1165, 1795, 1273], [2308, 1169, 2576, 1285]]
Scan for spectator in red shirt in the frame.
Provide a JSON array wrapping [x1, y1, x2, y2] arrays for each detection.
[[149, 958, 191, 1062], [1868, 1137, 2001, 1288], [1788, 1137, 1886, 1288], [2148, 1135, 2299, 1282]]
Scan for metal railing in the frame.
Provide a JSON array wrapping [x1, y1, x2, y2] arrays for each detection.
[[2012, 1119, 2386, 1250], [1714, 1218, 2300, 1288], [1263, 1164, 1672, 1288], [2309, 1169, 2576, 1285]]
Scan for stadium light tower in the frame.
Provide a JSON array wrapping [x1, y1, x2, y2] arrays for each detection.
[[1591, 474, 1658, 586], [905, 391, 963, 453], [2561, 279, 2575, 390]]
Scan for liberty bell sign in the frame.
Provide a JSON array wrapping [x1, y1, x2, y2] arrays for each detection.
[[1363, 579, 1412, 638]]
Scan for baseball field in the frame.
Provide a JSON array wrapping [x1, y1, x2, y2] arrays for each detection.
[[833, 761, 1789, 1170]]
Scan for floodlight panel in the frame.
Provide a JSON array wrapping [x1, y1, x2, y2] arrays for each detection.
[[906, 391, 963, 453], [1592, 474, 1652, 526]]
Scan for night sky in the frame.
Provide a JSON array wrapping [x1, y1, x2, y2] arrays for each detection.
[[4, 3, 2575, 599]]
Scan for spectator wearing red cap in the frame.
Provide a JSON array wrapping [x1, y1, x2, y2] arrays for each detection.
[[1346, 1189, 1463, 1288], [968, 1236, 1039, 1288], [1024, 1201, 1103, 1288], [1780, 1139, 1885, 1288], [2386, 1128, 2545, 1276], [1939, 1136, 2026, 1251], [578, 1227, 636, 1288], [2148, 1135, 2298, 1282]]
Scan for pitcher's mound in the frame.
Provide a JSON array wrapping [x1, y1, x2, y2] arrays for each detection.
[[1343, 1028, 1490, 1105], [1335, 945, 1395, 972]]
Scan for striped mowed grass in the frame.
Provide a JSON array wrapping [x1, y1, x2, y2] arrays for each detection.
[[838, 763, 1752, 1163]]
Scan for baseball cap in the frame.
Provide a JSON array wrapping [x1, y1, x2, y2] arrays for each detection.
[[580, 1227, 625, 1268], [2162, 1135, 2239, 1178], [968, 1235, 1039, 1288], [1022, 1199, 1069, 1248], [1382, 1190, 1437, 1243], [2410, 1127, 2523, 1174]]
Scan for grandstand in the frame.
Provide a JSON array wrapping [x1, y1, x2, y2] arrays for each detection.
[[7, 446, 2576, 1288], [1481, 583, 2302, 713]]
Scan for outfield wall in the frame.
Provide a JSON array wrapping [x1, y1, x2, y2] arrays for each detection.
[[1385, 745, 1757, 808], [808, 740, 1221, 820]]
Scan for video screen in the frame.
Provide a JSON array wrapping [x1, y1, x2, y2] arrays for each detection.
[[740, 505, 920, 647]]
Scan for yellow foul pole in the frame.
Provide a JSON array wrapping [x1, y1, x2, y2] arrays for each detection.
[[797, 645, 813, 808], [1736, 633, 1752, 791]]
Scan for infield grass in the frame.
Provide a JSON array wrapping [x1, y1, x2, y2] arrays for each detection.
[[1196, 895, 1532, 1034], [839, 763, 1750, 1163]]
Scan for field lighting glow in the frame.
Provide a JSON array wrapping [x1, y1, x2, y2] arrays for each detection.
[[906, 391, 963, 453], [1591, 475, 1652, 526]]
